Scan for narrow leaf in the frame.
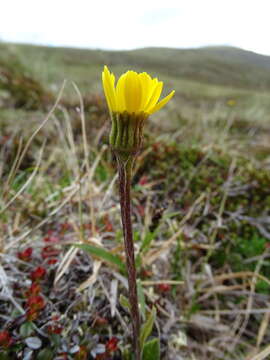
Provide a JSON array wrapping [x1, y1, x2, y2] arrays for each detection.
[[20, 322, 34, 337], [137, 279, 146, 320], [37, 349, 54, 360], [140, 231, 156, 253], [140, 307, 156, 348], [142, 338, 160, 360], [74, 244, 126, 273], [119, 294, 130, 311]]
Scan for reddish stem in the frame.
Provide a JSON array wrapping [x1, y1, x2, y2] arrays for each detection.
[[117, 155, 141, 360]]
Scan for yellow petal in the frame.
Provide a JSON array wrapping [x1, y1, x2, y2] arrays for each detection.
[[102, 66, 116, 112], [116, 73, 127, 112], [138, 72, 153, 111], [148, 90, 175, 114], [103, 66, 175, 116], [102, 71, 112, 112], [144, 81, 163, 113], [124, 71, 142, 113], [140, 78, 157, 111]]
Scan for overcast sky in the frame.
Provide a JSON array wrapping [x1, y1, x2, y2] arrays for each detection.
[[1, 0, 270, 55]]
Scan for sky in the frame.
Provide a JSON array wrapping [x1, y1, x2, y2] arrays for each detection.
[[1, 0, 270, 55]]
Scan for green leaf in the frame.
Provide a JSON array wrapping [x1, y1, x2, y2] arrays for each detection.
[[0, 351, 10, 360], [119, 294, 130, 311], [135, 253, 142, 269], [74, 244, 126, 273], [96, 164, 108, 182], [50, 333, 61, 348], [137, 280, 146, 321], [37, 349, 54, 360], [163, 211, 180, 220], [19, 322, 34, 337], [140, 231, 156, 253], [142, 338, 160, 360], [140, 307, 156, 348], [122, 348, 132, 360]]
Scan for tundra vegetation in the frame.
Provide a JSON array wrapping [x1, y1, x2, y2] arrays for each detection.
[[1, 42, 270, 360]]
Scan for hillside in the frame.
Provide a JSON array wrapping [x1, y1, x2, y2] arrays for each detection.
[[2, 42, 270, 92], [2, 42, 270, 359], [130, 46, 270, 89]]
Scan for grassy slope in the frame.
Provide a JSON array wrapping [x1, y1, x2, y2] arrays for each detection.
[[2, 42, 270, 91], [2, 42, 270, 359], [2, 41, 270, 132]]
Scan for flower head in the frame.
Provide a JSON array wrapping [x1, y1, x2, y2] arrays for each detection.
[[102, 66, 175, 156], [102, 66, 175, 116]]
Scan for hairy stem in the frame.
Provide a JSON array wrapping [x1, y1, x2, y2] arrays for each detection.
[[116, 154, 141, 360]]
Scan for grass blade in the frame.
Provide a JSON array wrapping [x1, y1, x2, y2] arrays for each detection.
[[74, 243, 126, 273]]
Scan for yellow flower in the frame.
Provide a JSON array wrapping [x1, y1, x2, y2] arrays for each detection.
[[102, 66, 175, 116], [227, 99, 236, 107]]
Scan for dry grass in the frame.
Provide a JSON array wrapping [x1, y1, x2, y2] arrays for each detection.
[[1, 43, 270, 360]]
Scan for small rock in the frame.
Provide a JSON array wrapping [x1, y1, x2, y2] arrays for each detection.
[[70, 345, 80, 354], [25, 336, 42, 349]]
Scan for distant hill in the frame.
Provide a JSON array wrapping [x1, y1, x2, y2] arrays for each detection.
[[2, 41, 270, 154], [123, 46, 270, 90], [1, 42, 270, 96]]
